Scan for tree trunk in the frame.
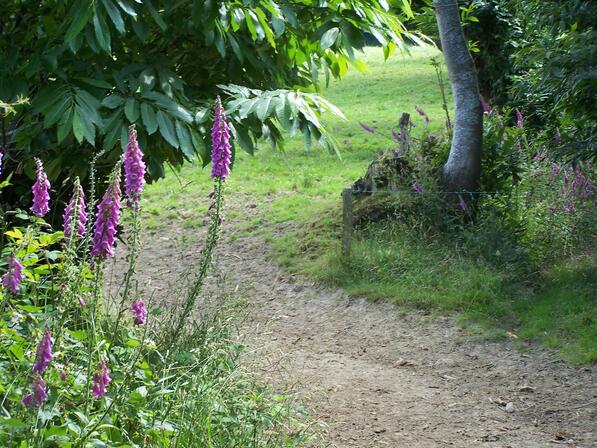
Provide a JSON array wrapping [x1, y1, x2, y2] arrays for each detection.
[[433, 0, 483, 192]]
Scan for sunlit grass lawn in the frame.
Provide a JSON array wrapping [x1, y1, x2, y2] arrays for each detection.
[[143, 46, 596, 364]]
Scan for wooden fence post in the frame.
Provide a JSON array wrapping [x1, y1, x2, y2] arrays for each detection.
[[342, 188, 353, 257]]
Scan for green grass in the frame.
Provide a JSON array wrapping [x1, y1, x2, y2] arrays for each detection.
[[144, 47, 596, 364]]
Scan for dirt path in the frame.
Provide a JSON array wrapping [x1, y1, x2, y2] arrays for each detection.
[[109, 198, 596, 448]]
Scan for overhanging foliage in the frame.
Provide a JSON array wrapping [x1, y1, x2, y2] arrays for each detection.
[[0, 0, 419, 185]]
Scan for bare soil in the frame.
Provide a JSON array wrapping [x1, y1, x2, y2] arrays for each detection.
[[108, 196, 596, 448]]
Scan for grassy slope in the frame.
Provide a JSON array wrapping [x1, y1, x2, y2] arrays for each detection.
[[144, 47, 596, 364]]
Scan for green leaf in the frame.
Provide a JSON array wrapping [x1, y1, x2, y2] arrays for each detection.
[[244, 9, 257, 41], [320, 27, 340, 50], [93, 11, 112, 53], [126, 339, 141, 348], [76, 76, 111, 89], [190, 128, 208, 164], [101, 0, 125, 33], [44, 96, 70, 128], [124, 98, 139, 122], [102, 94, 125, 109], [156, 111, 178, 148], [229, 122, 254, 155], [65, 2, 92, 43], [140, 103, 158, 134], [175, 121, 194, 160], [57, 107, 74, 143], [72, 108, 85, 143], [255, 96, 274, 121], [116, 0, 137, 17], [146, 0, 167, 31]]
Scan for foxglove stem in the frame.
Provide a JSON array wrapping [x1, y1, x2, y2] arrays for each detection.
[[169, 178, 224, 345]]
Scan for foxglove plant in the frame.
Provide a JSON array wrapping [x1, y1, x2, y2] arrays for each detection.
[[31, 158, 50, 217], [2, 256, 23, 293], [131, 299, 147, 325], [124, 125, 146, 210], [90, 168, 122, 260], [412, 182, 423, 193], [63, 179, 88, 239], [0, 146, 3, 177], [92, 361, 111, 399], [33, 328, 52, 374], [21, 375, 47, 407], [169, 96, 232, 344]]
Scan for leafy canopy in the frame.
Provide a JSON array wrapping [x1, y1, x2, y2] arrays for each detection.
[[1, 0, 418, 183]]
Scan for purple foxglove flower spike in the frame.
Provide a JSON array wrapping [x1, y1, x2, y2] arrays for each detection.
[[22, 375, 47, 407], [2, 256, 23, 293], [92, 361, 111, 399], [31, 158, 51, 217], [480, 98, 491, 114], [61, 370, 67, 381], [412, 182, 423, 193], [211, 96, 232, 180], [124, 126, 146, 210], [0, 146, 3, 177], [131, 299, 147, 325], [33, 328, 53, 374], [516, 110, 523, 128], [63, 182, 88, 239], [90, 175, 122, 260]]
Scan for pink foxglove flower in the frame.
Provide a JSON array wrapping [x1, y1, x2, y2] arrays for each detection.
[[63, 183, 88, 238], [124, 126, 146, 210], [92, 361, 111, 399], [90, 176, 121, 260], [61, 370, 67, 381], [2, 256, 23, 293], [21, 375, 47, 407], [210, 97, 232, 180], [131, 299, 147, 325], [0, 146, 3, 177], [33, 328, 52, 374], [31, 158, 51, 217], [480, 98, 491, 114]]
